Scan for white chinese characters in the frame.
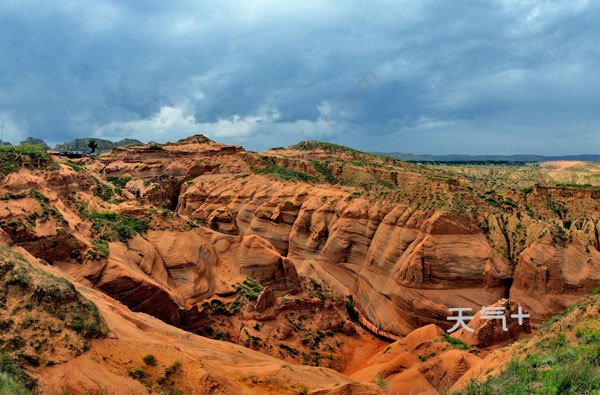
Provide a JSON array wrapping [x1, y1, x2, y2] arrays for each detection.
[[446, 305, 530, 333]]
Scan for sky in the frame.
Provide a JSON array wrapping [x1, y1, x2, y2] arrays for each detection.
[[0, 0, 599, 154]]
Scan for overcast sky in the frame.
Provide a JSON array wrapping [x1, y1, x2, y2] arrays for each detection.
[[1, 0, 599, 154]]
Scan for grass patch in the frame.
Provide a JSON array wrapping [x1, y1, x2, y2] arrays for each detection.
[[63, 161, 85, 172], [85, 210, 149, 243], [250, 158, 316, 182], [0, 353, 35, 392], [442, 334, 470, 350], [555, 182, 596, 189], [374, 376, 387, 390], [107, 176, 132, 188], [460, 295, 600, 394], [310, 160, 337, 184], [0, 144, 56, 179]]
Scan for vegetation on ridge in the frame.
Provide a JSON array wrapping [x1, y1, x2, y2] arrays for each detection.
[[0, 144, 57, 179], [460, 291, 600, 394]]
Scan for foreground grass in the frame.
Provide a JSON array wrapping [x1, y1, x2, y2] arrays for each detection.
[[460, 295, 600, 394], [0, 246, 108, 392]]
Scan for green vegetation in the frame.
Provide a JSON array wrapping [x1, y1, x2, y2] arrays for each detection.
[[462, 332, 600, 394], [143, 354, 156, 366], [0, 353, 35, 393], [345, 299, 358, 321], [63, 161, 85, 172], [461, 294, 600, 394], [279, 344, 300, 357], [0, 144, 56, 179], [442, 334, 470, 350], [0, 247, 108, 393], [69, 309, 106, 338], [157, 361, 181, 386], [310, 160, 337, 184], [0, 192, 27, 201], [107, 176, 132, 188], [521, 187, 534, 195], [250, 158, 316, 182], [230, 278, 264, 313], [201, 299, 230, 316], [93, 180, 117, 201], [292, 140, 401, 165], [90, 239, 109, 258], [539, 304, 578, 331], [374, 376, 387, 390], [555, 182, 596, 189], [236, 278, 263, 299], [308, 277, 326, 301], [85, 210, 149, 243]]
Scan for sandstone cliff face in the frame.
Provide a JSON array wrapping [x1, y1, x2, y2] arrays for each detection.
[[54, 228, 300, 330], [510, 234, 600, 323], [178, 176, 513, 335]]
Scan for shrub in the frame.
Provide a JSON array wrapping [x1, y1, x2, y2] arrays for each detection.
[[128, 367, 146, 380], [374, 376, 387, 390], [0, 192, 27, 201], [143, 354, 156, 366]]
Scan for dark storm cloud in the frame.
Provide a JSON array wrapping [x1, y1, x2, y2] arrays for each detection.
[[0, 0, 598, 154]]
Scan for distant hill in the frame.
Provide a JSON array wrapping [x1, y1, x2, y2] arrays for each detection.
[[0, 140, 12, 147], [376, 152, 600, 162], [20, 137, 50, 149], [54, 137, 143, 153]]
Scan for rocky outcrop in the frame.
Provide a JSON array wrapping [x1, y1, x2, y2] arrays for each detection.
[[510, 234, 600, 324], [54, 229, 301, 330], [20, 137, 50, 148], [255, 286, 276, 313]]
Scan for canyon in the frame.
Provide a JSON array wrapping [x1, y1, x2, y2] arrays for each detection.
[[1, 136, 599, 394]]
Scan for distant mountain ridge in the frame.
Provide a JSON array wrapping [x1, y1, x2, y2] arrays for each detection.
[[54, 137, 143, 153], [375, 152, 600, 162], [20, 137, 50, 149]]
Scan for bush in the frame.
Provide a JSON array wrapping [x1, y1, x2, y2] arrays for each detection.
[[143, 354, 156, 366], [374, 376, 387, 390]]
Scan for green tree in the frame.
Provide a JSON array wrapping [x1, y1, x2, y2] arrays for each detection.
[[88, 140, 98, 154]]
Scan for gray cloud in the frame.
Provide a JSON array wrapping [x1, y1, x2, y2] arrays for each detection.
[[0, 0, 599, 154]]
